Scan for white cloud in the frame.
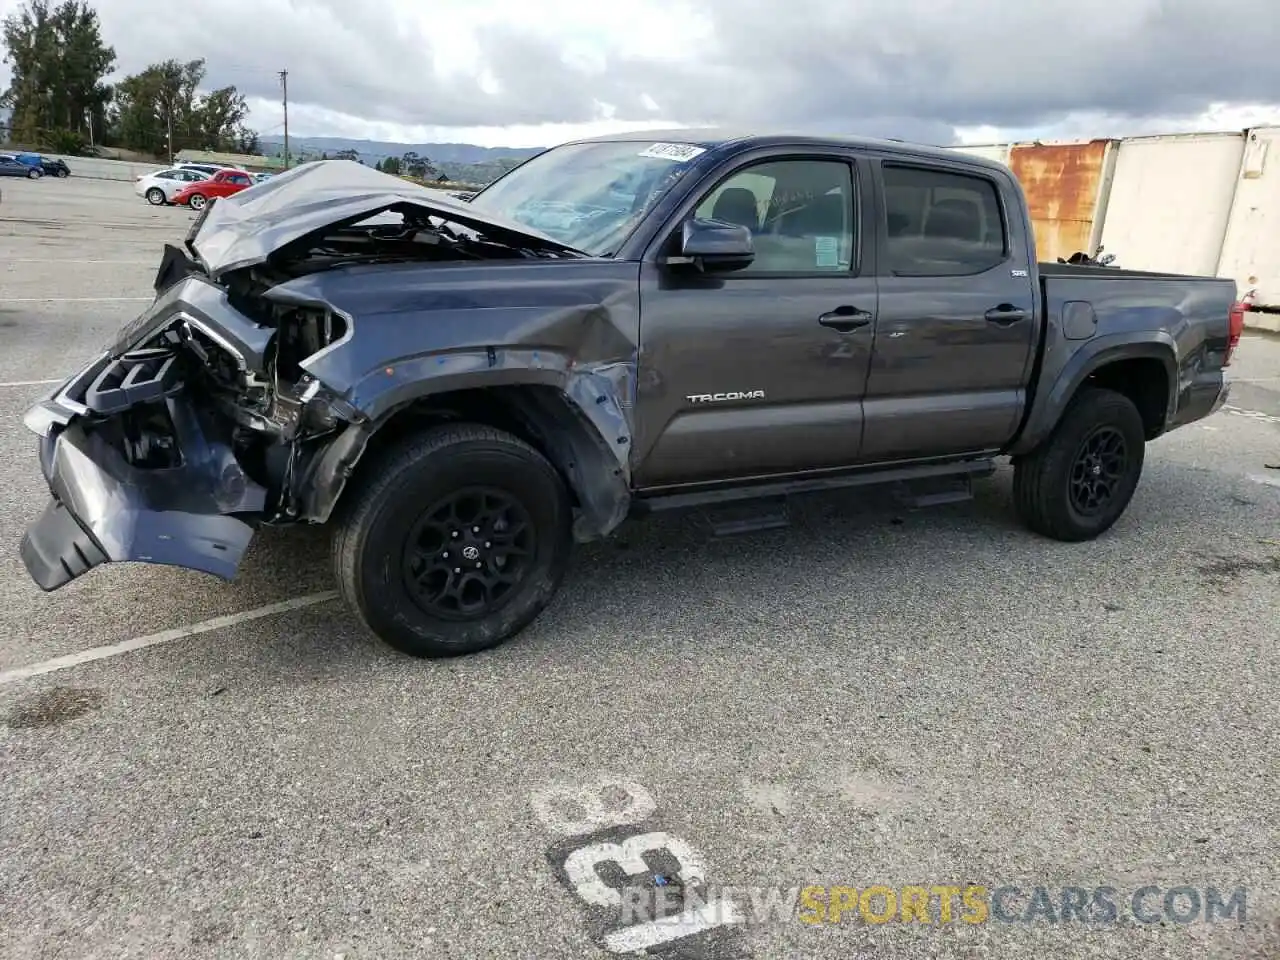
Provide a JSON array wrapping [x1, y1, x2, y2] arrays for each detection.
[[2, 0, 1279, 148], [958, 102, 1280, 147]]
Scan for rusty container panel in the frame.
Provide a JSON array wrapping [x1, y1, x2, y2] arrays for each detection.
[[1008, 140, 1111, 262]]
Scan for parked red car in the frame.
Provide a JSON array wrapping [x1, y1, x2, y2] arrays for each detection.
[[171, 168, 256, 210]]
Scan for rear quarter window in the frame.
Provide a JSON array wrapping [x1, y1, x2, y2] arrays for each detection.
[[882, 163, 1008, 277]]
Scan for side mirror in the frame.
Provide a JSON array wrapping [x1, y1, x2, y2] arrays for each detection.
[[668, 218, 755, 272]]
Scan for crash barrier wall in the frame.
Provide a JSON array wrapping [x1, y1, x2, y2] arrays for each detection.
[[950, 126, 1280, 330]]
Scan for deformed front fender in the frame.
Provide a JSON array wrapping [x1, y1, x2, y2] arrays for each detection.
[[270, 259, 642, 538], [1009, 332, 1178, 456], [295, 348, 636, 541]]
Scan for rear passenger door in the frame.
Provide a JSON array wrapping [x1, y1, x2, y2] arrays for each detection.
[[860, 159, 1037, 463]]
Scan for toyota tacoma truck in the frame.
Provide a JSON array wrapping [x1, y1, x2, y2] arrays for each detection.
[[18, 133, 1245, 658]]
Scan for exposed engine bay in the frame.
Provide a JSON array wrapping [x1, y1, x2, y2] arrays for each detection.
[[73, 202, 586, 527]]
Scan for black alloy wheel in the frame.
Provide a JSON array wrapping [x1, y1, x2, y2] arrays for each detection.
[[333, 423, 573, 658], [1068, 426, 1129, 517], [1012, 386, 1147, 542], [402, 487, 537, 620]]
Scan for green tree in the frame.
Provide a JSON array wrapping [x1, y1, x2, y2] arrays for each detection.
[[380, 154, 402, 175], [234, 126, 260, 155], [110, 57, 255, 157], [1, 0, 114, 149], [111, 58, 200, 156], [191, 83, 249, 150], [401, 151, 438, 179]]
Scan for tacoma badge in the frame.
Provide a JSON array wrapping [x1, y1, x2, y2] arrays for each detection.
[[685, 390, 766, 404]]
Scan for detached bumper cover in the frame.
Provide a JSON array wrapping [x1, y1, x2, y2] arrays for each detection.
[[19, 385, 269, 592]]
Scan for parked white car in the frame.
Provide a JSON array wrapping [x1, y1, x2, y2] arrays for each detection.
[[174, 161, 238, 178], [134, 167, 212, 205]]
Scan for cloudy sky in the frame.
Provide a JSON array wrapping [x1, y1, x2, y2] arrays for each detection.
[[4, 0, 1280, 147]]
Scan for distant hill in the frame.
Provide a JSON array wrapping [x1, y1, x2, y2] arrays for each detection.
[[258, 136, 545, 184]]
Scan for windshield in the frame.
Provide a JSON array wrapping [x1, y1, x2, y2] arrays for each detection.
[[467, 140, 709, 257]]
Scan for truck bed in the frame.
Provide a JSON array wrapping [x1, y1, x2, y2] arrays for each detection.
[[1037, 261, 1226, 283]]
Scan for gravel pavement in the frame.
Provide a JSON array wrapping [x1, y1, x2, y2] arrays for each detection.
[[1, 175, 1277, 960]]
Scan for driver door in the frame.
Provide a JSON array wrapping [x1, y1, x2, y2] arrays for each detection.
[[632, 152, 879, 488]]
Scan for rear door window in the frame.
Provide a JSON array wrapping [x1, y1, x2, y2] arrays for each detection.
[[881, 164, 1007, 276]]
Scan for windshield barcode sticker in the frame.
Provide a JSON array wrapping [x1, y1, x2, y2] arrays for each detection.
[[638, 143, 707, 163]]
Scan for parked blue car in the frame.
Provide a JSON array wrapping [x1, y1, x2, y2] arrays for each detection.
[[0, 154, 43, 178], [16, 152, 71, 177]]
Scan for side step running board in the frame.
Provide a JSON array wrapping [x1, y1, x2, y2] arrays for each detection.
[[632, 459, 996, 537], [890, 475, 977, 509], [634, 459, 996, 514], [705, 497, 790, 537]]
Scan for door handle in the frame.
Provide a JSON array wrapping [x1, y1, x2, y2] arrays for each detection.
[[985, 304, 1029, 325], [818, 306, 873, 332]]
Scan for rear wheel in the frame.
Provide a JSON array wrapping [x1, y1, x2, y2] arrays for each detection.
[[55, 168, 69, 178], [187, 193, 207, 210], [145, 187, 166, 205], [26, 167, 42, 179], [333, 423, 574, 658], [1013, 387, 1146, 541]]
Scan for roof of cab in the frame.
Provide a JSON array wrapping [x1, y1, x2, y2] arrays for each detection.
[[566, 127, 1011, 174]]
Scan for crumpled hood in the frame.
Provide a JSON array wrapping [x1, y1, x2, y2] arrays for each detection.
[[187, 159, 583, 278]]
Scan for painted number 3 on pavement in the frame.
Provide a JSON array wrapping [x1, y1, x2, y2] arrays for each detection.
[[529, 778, 749, 957]]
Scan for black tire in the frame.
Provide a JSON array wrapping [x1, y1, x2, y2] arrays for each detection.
[[145, 187, 166, 205], [27, 167, 41, 179], [187, 193, 207, 210], [56, 169, 69, 178], [333, 423, 573, 658], [1013, 387, 1146, 542]]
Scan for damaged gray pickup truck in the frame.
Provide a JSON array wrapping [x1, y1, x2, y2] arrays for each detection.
[[19, 132, 1245, 658]]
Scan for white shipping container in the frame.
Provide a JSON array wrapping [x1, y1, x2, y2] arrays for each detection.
[[1217, 126, 1280, 310], [1097, 133, 1244, 277], [948, 143, 1011, 165]]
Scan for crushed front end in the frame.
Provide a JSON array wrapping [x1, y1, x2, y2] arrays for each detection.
[[20, 267, 361, 591], [19, 161, 599, 592]]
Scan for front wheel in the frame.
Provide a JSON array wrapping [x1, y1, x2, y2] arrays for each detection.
[[27, 167, 42, 179], [145, 187, 166, 205], [333, 423, 574, 658], [187, 193, 207, 210], [56, 168, 69, 178], [1013, 387, 1146, 542]]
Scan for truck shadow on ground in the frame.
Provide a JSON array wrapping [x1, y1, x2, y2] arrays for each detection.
[[226, 459, 1280, 673]]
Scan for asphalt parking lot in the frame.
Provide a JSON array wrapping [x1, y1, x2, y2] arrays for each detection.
[[1, 174, 1278, 960]]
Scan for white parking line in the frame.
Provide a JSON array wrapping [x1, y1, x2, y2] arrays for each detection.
[[0, 297, 152, 303], [1223, 404, 1280, 425], [0, 592, 339, 686], [0, 378, 62, 388]]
